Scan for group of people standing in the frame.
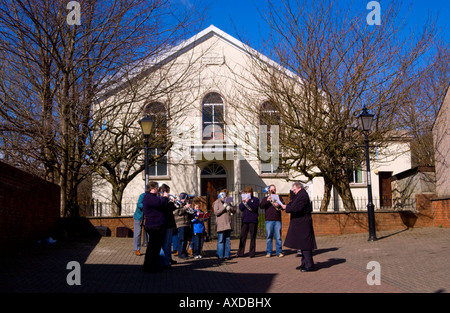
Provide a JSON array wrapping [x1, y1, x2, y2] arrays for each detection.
[[233, 182, 317, 272], [133, 182, 207, 273], [133, 181, 317, 273]]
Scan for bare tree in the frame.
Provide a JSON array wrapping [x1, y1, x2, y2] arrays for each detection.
[[87, 46, 207, 215], [232, 0, 437, 211], [0, 0, 205, 216], [399, 43, 450, 167]]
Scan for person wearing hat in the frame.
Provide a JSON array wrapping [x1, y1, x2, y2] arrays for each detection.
[[174, 192, 193, 259], [158, 184, 177, 267], [214, 189, 236, 261]]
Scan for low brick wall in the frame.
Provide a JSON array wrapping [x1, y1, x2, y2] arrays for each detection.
[[88, 216, 135, 237], [280, 193, 441, 238], [86, 210, 429, 239], [432, 197, 450, 228], [304, 210, 422, 237]]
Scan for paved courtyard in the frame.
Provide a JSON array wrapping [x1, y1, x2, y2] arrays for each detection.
[[1, 227, 449, 294]]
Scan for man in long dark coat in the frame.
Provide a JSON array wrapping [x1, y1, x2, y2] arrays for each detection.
[[281, 182, 317, 272]]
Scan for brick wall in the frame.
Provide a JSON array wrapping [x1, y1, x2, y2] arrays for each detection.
[[0, 161, 60, 250], [88, 216, 134, 237], [432, 198, 450, 228], [301, 210, 427, 237], [85, 210, 432, 239], [279, 193, 442, 238]]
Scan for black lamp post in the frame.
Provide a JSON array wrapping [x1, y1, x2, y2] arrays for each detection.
[[358, 106, 377, 241], [139, 115, 154, 188]]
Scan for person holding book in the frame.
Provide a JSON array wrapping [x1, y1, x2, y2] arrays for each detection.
[[191, 201, 209, 258], [174, 192, 193, 259], [260, 184, 285, 258], [236, 186, 259, 258], [214, 189, 236, 261]]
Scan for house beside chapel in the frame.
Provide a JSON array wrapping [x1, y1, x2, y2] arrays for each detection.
[[433, 84, 450, 199]]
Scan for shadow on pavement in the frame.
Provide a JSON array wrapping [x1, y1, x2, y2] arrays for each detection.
[[314, 258, 346, 270], [0, 240, 277, 293]]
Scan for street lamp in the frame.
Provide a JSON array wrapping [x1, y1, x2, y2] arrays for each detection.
[[139, 115, 154, 188], [358, 106, 377, 241]]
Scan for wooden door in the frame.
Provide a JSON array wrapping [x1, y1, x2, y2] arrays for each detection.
[[201, 177, 227, 208], [379, 172, 392, 208]]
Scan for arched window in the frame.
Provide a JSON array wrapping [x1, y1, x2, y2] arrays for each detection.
[[144, 102, 168, 177], [259, 101, 280, 126], [144, 102, 167, 136], [202, 92, 224, 141], [201, 162, 227, 176]]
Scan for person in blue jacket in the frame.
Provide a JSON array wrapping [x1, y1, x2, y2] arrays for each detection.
[[133, 192, 147, 256], [236, 186, 260, 258]]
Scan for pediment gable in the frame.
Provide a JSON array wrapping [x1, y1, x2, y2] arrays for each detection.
[[102, 24, 296, 100], [141, 24, 295, 80]]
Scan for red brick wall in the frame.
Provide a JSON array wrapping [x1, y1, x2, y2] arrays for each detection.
[[88, 216, 134, 237], [88, 210, 431, 239], [281, 210, 412, 238], [309, 210, 426, 237], [0, 161, 60, 250], [432, 198, 450, 228], [280, 193, 442, 238]]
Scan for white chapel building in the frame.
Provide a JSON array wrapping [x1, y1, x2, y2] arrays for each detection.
[[92, 25, 412, 212]]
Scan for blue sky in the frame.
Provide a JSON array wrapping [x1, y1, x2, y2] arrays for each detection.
[[200, 0, 450, 49]]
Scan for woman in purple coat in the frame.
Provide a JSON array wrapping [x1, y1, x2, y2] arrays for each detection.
[[142, 181, 169, 273], [281, 182, 317, 272]]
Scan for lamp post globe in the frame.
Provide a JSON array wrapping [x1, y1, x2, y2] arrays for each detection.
[[139, 115, 154, 188], [139, 115, 154, 137], [358, 106, 375, 132]]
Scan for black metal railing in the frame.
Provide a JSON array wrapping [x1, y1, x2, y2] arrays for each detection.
[[311, 196, 416, 212]]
